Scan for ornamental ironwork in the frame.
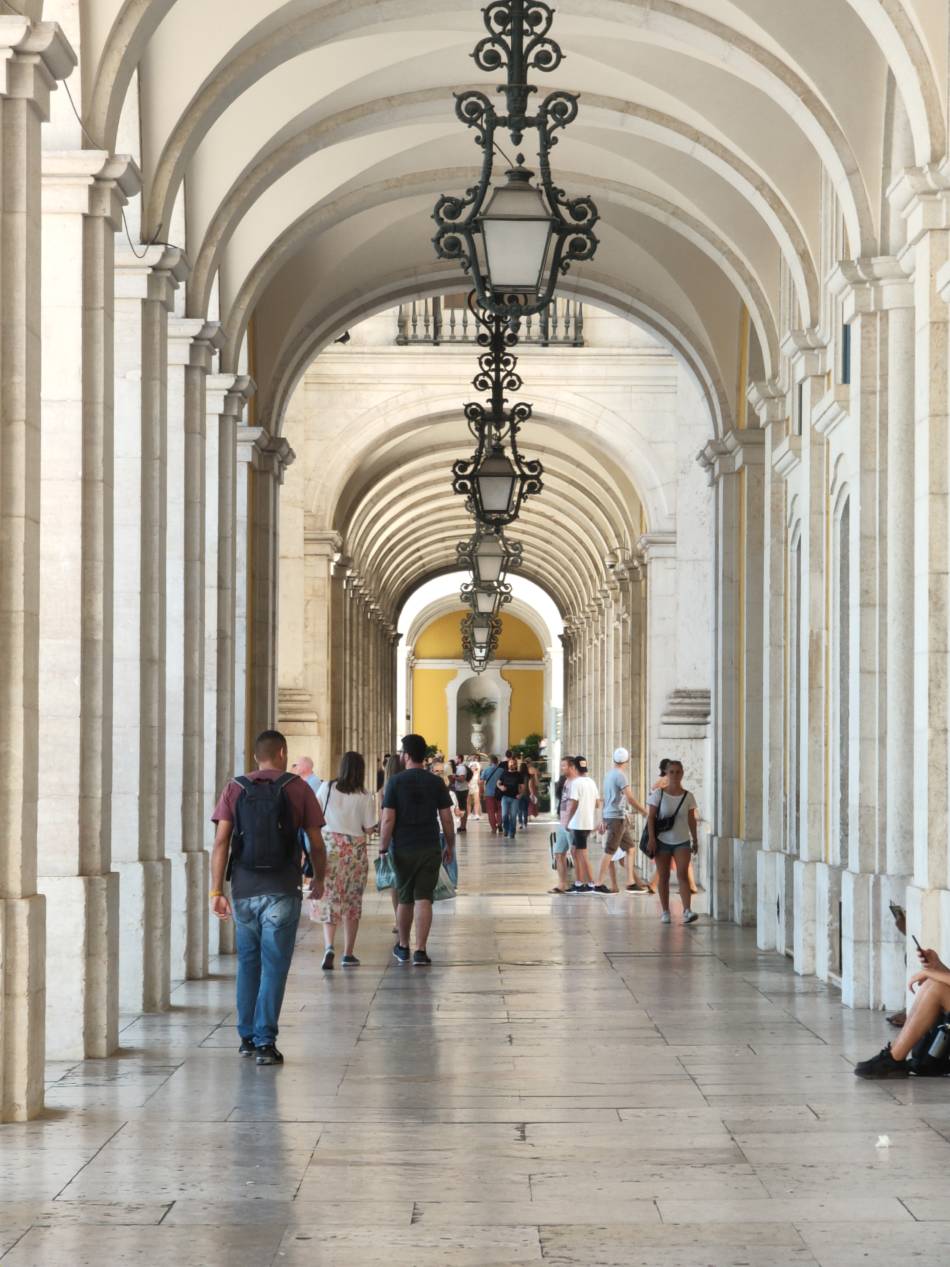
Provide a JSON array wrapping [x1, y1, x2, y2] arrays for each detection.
[[433, 0, 599, 321]]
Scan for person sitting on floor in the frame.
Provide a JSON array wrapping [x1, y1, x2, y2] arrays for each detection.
[[854, 945, 950, 1077]]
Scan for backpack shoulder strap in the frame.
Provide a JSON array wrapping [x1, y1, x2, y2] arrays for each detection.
[[233, 775, 254, 793], [273, 772, 297, 791]]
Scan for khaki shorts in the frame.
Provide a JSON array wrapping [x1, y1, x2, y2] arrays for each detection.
[[603, 818, 636, 855]]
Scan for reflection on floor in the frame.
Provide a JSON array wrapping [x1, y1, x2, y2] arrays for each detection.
[[2, 822, 949, 1265]]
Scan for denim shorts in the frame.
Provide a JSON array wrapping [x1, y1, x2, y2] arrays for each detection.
[[552, 825, 573, 854], [654, 840, 691, 855]]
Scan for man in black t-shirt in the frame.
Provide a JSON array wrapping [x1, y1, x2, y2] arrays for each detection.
[[380, 733, 455, 966]]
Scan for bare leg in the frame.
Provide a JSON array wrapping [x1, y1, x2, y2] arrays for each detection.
[[414, 898, 433, 951], [390, 886, 398, 931], [687, 859, 698, 894], [674, 849, 693, 914], [396, 901, 414, 947], [654, 852, 672, 912], [596, 854, 612, 885], [323, 921, 337, 950], [555, 853, 569, 890], [608, 860, 619, 892], [342, 916, 359, 957], [891, 980, 950, 1061]]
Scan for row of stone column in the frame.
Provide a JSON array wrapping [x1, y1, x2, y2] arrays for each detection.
[[561, 563, 646, 793], [0, 22, 286, 1116], [278, 534, 397, 781], [702, 191, 950, 1010]]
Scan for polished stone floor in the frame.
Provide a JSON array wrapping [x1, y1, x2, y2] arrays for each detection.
[[2, 824, 950, 1265]]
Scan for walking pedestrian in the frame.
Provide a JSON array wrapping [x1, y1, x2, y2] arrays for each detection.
[[210, 729, 326, 1065], [481, 755, 503, 833], [593, 747, 650, 894], [451, 755, 471, 832], [563, 756, 599, 892], [379, 733, 456, 965], [496, 756, 524, 840], [645, 759, 699, 924], [314, 752, 378, 969], [548, 756, 574, 894], [516, 760, 532, 829]]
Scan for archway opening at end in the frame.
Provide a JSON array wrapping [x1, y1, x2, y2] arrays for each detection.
[[397, 572, 564, 772]]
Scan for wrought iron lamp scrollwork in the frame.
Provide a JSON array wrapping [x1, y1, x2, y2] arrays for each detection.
[[451, 295, 543, 527], [460, 579, 513, 617], [432, 0, 599, 321]]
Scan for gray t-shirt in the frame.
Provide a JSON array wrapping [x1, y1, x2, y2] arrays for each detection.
[[602, 768, 629, 819]]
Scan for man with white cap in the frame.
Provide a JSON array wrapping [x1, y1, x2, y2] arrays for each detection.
[[592, 747, 651, 893]]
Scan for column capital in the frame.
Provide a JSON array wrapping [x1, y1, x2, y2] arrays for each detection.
[[168, 318, 225, 370], [332, 553, 352, 579], [0, 19, 76, 116], [746, 379, 787, 426], [42, 151, 141, 226], [115, 245, 190, 308], [304, 529, 343, 559], [698, 428, 766, 484], [888, 164, 950, 250], [637, 530, 676, 562], [827, 256, 914, 317], [206, 372, 255, 420], [780, 329, 829, 381]]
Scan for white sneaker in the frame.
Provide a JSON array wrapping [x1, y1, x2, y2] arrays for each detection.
[[660, 911, 671, 924], [683, 910, 699, 925]]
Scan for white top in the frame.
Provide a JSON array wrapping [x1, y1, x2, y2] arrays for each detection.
[[317, 782, 377, 840], [647, 787, 697, 845], [567, 776, 599, 831]]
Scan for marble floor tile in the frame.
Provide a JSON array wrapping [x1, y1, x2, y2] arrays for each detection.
[[0, 824, 943, 1266]]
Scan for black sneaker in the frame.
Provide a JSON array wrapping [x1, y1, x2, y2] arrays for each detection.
[[393, 943, 410, 964], [255, 1044, 283, 1066], [341, 954, 360, 967], [567, 883, 586, 894], [854, 1044, 910, 1079], [412, 949, 432, 966], [321, 947, 335, 971], [238, 1037, 256, 1058], [626, 883, 650, 893], [592, 884, 611, 893]]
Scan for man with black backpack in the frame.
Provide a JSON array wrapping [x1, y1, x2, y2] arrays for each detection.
[[210, 729, 326, 1065]]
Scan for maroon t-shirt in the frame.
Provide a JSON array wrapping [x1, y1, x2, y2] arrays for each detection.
[[212, 769, 324, 899]]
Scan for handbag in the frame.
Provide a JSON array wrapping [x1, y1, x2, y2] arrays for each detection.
[[374, 852, 397, 891], [639, 791, 688, 855], [432, 863, 456, 902]]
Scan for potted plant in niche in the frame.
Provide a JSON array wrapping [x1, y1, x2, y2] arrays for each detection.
[[459, 697, 496, 751]]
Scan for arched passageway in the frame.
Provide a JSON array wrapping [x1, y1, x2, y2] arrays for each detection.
[[0, 13, 946, 1239]]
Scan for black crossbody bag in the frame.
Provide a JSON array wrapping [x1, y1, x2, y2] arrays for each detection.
[[639, 790, 689, 856]]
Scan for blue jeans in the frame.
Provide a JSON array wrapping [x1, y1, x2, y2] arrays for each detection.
[[233, 894, 302, 1046], [501, 796, 518, 837], [517, 795, 530, 827]]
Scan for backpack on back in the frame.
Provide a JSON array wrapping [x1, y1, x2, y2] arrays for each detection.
[[230, 773, 299, 871]]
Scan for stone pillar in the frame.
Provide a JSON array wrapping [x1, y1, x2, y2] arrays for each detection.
[[898, 173, 950, 969], [204, 374, 254, 958], [240, 427, 294, 742], [112, 246, 187, 1013], [748, 384, 788, 954], [281, 529, 341, 775], [38, 149, 139, 1060], [166, 318, 222, 982], [0, 17, 74, 1121], [831, 259, 913, 1007], [329, 554, 350, 767], [699, 429, 766, 925]]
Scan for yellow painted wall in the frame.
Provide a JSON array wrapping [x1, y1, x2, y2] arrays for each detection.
[[411, 668, 456, 755], [415, 609, 543, 659], [501, 669, 545, 745]]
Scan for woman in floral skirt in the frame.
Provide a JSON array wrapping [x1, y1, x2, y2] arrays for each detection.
[[314, 751, 378, 969]]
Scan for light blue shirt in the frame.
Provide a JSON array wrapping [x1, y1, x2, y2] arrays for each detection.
[[602, 768, 628, 819]]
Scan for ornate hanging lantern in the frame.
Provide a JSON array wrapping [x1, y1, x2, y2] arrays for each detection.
[[433, 0, 599, 321], [457, 526, 523, 586]]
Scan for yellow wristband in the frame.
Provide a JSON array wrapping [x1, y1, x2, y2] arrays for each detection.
[[209, 889, 224, 898]]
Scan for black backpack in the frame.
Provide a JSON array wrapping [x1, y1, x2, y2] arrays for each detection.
[[230, 774, 299, 871]]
